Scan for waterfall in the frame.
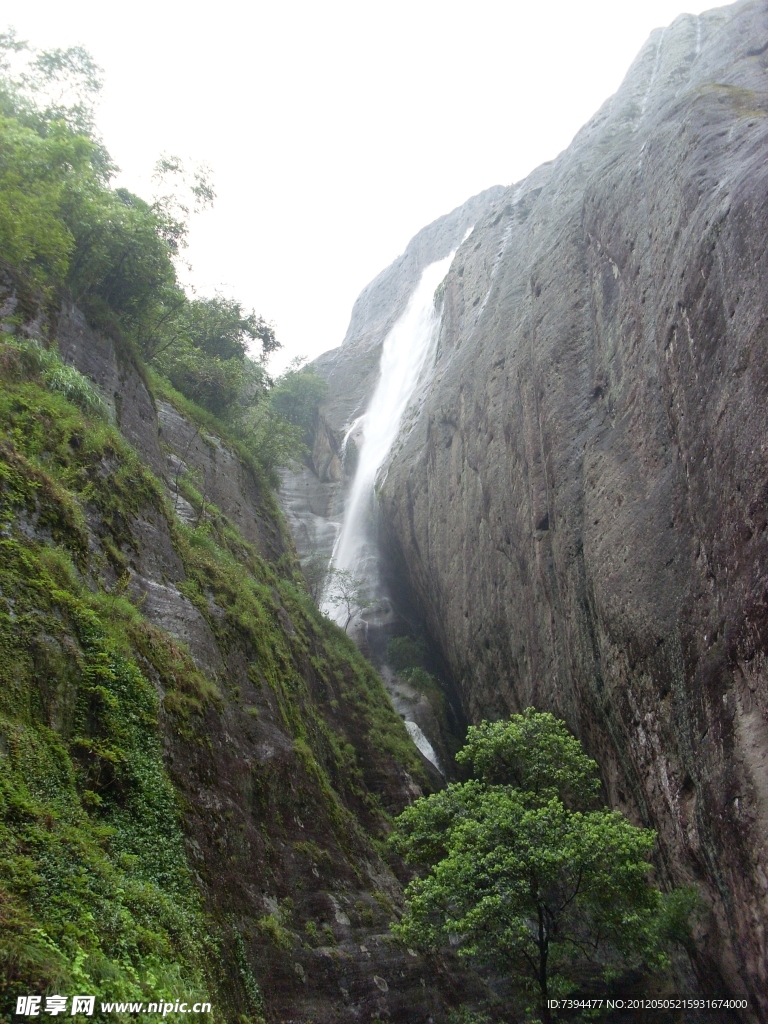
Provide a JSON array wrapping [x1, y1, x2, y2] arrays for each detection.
[[405, 722, 442, 774], [322, 251, 454, 617], [320, 251, 455, 775]]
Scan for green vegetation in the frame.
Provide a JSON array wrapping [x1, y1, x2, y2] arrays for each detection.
[[0, 31, 325, 484], [387, 635, 427, 673], [256, 914, 293, 951], [390, 709, 696, 1022], [0, 29, 426, 1010], [0, 320, 427, 1018], [0, 343, 214, 1016], [386, 634, 449, 742], [268, 357, 327, 439]]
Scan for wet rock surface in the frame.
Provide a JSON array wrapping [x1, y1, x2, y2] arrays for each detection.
[[369, 1, 768, 1015], [279, 189, 506, 774], [48, 307, 485, 1021]]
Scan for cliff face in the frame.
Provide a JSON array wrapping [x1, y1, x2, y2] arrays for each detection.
[[0, 278, 485, 1022], [371, 0, 768, 1013], [280, 185, 505, 566], [278, 189, 506, 776]]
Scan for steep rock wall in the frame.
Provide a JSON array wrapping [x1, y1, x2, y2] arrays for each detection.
[[0, 277, 486, 1021], [280, 186, 505, 566], [376, 0, 768, 1015]]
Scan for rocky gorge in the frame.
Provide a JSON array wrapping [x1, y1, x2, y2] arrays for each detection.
[[0, 278, 487, 1022], [283, 0, 768, 1018]]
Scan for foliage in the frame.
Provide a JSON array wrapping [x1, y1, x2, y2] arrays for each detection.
[[456, 710, 602, 807], [0, 29, 106, 147], [148, 302, 311, 479], [0, 337, 108, 418], [0, 30, 316, 482], [41, 362, 108, 418], [0, 342, 215, 1017], [178, 294, 277, 362], [0, 323, 435, 1017], [0, 115, 92, 286], [268, 357, 327, 435], [65, 186, 180, 327], [237, 402, 306, 480], [390, 710, 693, 1020], [385, 635, 448, 739], [387, 635, 427, 673], [256, 914, 293, 951], [150, 153, 215, 259], [0, 30, 450, 1021], [0, 34, 181, 315], [146, 295, 276, 413]]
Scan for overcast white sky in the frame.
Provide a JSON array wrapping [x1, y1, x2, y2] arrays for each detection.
[[10, 0, 714, 370]]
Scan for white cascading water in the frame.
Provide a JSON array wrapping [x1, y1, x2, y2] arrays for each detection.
[[323, 251, 455, 614], [321, 251, 456, 774], [405, 722, 443, 774]]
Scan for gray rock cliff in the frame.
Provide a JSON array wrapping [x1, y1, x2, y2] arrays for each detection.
[[291, 0, 768, 1016], [375, 0, 768, 1014]]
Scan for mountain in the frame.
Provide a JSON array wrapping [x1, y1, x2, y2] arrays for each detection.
[[291, 1, 768, 1015], [0, 271, 491, 1022]]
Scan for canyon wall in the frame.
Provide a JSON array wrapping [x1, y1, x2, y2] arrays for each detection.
[[298, 0, 768, 1015], [377, 0, 768, 1014], [0, 271, 485, 1021]]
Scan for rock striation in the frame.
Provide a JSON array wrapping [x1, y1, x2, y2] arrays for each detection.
[[375, 0, 768, 1016], [1, 274, 489, 1022], [280, 185, 505, 566], [298, 0, 768, 1016]]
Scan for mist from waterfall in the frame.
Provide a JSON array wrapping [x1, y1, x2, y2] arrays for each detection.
[[322, 252, 454, 620]]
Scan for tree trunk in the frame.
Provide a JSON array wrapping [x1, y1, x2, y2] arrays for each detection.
[[538, 903, 551, 1024]]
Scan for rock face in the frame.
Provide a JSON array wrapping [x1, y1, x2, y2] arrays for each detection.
[[280, 185, 505, 566], [367, 0, 768, 1015], [0, 282, 488, 1022]]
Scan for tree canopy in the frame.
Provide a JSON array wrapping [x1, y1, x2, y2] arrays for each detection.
[[0, 31, 331, 482], [390, 709, 695, 1022]]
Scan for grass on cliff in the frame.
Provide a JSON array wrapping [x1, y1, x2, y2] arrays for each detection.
[[168, 462, 429, 824], [153, 374, 428, 802], [0, 343, 217, 1018], [0, 335, 428, 1019]]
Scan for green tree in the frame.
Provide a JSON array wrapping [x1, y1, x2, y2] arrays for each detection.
[[149, 295, 277, 418], [390, 709, 693, 1022], [0, 115, 90, 284], [269, 358, 327, 435], [0, 28, 309, 486], [65, 186, 179, 325], [0, 30, 105, 141]]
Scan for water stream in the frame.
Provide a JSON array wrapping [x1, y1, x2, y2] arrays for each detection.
[[321, 252, 455, 772], [323, 251, 454, 610]]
